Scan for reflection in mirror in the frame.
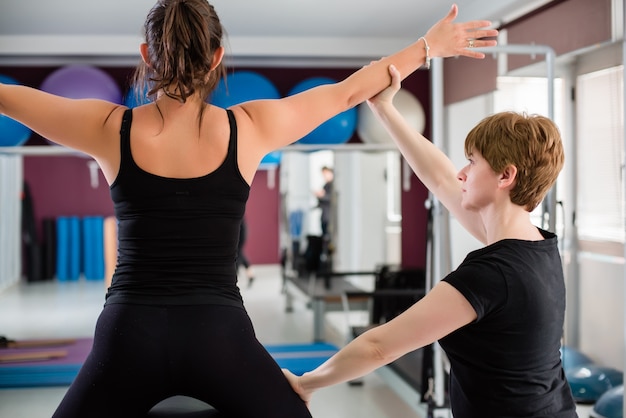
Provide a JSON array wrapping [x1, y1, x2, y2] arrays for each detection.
[[279, 148, 402, 275]]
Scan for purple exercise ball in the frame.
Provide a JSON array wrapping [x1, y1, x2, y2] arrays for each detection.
[[41, 65, 122, 104]]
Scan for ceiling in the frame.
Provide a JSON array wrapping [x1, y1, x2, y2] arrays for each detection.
[[0, 0, 553, 67]]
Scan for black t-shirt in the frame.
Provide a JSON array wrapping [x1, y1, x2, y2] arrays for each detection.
[[105, 109, 249, 307], [440, 229, 577, 418]]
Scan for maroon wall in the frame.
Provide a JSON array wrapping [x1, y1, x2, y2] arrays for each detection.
[[1, 65, 430, 268]]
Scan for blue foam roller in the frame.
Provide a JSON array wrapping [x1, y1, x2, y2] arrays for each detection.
[[56, 217, 70, 281], [68, 217, 81, 280], [82, 216, 104, 280]]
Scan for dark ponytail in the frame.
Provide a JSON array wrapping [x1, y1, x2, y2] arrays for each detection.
[[132, 0, 225, 104]]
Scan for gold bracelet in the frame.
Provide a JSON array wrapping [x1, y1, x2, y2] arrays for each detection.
[[419, 36, 430, 70]]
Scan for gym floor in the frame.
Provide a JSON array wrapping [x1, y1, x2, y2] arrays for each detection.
[[0, 265, 426, 418]]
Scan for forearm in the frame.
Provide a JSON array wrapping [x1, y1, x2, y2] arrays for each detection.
[[340, 39, 427, 110], [298, 332, 398, 392]]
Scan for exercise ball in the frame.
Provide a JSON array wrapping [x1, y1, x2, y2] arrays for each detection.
[[357, 88, 425, 144], [560, 345, 595, 371], [41, 65, 123, 104], [260, 151, 281, 166], [123, 83, 151, 108], [210, 71, 280, 108], [592, 385, 623, 418], [287, 77, 357, 145], [0, 75, 32, 146], [566, 365, 623, 404]]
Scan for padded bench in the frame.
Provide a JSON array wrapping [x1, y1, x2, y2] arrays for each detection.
[[282, 270, 374, 342]]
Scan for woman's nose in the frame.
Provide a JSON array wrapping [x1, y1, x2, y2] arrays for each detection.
[[457, 167, 467, 182]]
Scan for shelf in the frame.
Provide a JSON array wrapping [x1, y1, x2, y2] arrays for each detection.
[[0, 143, 399, 157], [280, 143, 398, 152], [0, 146, 88, 157]]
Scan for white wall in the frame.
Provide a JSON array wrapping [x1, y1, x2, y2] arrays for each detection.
[[444, 95, 492, 268], [577, 254, 624, 370], [334, 152, 389, 272]]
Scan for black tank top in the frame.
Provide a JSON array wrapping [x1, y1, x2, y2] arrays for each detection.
[[105, 108, 249, 307]]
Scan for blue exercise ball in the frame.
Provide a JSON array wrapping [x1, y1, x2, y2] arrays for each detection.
[[41, 65, 122, 103], [566, 365, 623, 404], [124, 83, 152, 108], [209, 71, 280, 108], [0, 75, 32, 146], [561, 345, 595, 371], [287, 77, 357, 145], [592, 385, 623, 418], [260, 151, 281, 166]]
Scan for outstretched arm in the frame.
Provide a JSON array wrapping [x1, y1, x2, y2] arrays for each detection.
[[283, 281, 476, 406], [0, 84, 124, 157], [233, 4, 498, 174], [367, 64, 488, 243]]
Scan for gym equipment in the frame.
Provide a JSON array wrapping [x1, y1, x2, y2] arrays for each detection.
[[344, 266, 429, 397], [40, 65, 123, 104], [56, 216, 81, 281], [591, 384, 623, 418], [210, 70, 279, 107], [260, 150, 282, 167], [0, 338, 92, 387], [560, 345, 595, 371], [565, 364, 623, 403], [21, 181, 43, 282], [357, 88, 424, 144], [123, 83, 151, 108], [82, 216, 105, 280], [0, 74, 32, 146], [287, 77, 357, 145], [0, 336, 76, 349], [209, 70, 281, 166], [0, 337, 335, 390], [42, 218, 57, 280], [40, 65, 122, 149]]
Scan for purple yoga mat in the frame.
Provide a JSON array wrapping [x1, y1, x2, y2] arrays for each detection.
[[0, 338, 93, 387], [0, 337, 92, 366]]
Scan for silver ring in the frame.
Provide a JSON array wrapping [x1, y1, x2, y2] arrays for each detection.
[[468, 39, 475, 48]]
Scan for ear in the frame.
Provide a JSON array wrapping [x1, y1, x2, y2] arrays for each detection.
[[498, 164, 517, 189], [210, 46, 225, 71], [140, 43, 151, 66]]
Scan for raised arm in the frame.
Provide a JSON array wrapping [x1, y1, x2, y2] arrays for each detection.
[[232, 4, 498, 173], [367, 64, 488, 243]]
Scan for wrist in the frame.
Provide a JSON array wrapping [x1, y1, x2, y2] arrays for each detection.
[[419, 36, 430, 70]]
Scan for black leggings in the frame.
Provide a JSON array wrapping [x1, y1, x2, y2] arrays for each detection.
[[52, 304, 312, 418]]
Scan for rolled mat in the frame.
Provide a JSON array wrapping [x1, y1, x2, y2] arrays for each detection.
[[42, 218, 57, 280], [56, 216, 81, 281], [0, 338, 92, 387], [82, 216, 105, 280]]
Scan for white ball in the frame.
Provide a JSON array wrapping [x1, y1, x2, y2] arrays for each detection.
[[357, 89, 426, 144]]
